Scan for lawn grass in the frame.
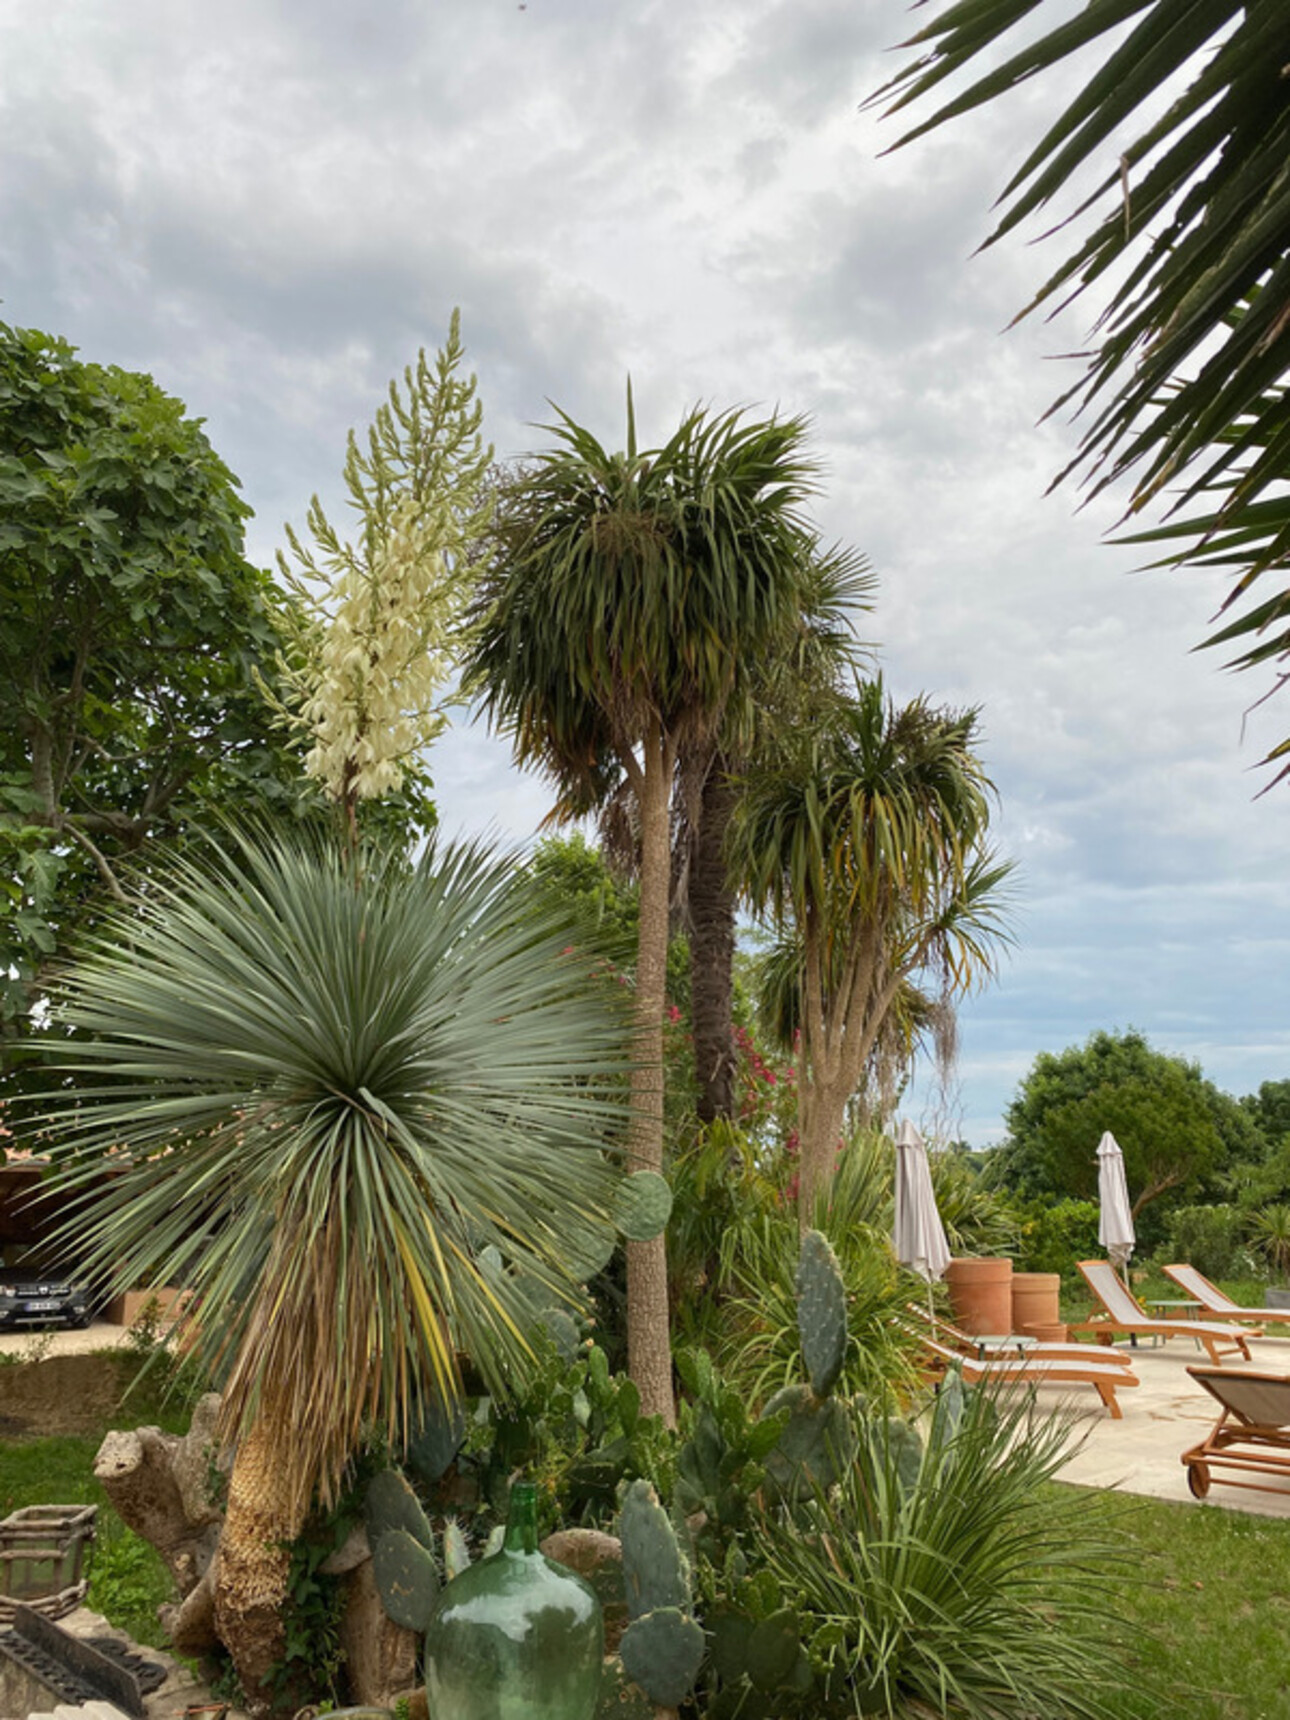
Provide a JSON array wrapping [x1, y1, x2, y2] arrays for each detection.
[[0, 1349, 202, 1648], [1078, 1485, 1290, 1720]]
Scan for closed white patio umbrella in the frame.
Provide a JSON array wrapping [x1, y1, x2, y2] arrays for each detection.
[[1096, 1130, 1135, 1281], [893, 1118, 951, 1292]]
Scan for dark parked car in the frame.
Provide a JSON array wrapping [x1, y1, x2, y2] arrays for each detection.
[[0, 1266, 91, 1330]]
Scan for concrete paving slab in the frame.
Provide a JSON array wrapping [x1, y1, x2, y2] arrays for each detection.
[[1050, 1331, 1290, 1518], [0, 1321, 146, 1360]]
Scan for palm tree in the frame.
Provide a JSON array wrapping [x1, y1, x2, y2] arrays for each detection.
[[685, 542, 874, 1124], [463, 395, 819, 1421], [31, 833, 630, 1708], [730, 681, 1014, 1219], [873, 2, 1290, 774]]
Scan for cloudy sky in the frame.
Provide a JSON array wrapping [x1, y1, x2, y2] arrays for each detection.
[[4, 0, 1286, 1144]]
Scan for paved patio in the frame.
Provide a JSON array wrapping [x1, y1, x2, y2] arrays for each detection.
[[1049, 1331, 1290, 1519], [0, 1319, 139, 1359]]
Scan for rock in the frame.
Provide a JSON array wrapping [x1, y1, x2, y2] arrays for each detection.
[[320, 1521, 371, 1576], [338, 1557, 418, 1707], [540, 1527, 627, 1650]]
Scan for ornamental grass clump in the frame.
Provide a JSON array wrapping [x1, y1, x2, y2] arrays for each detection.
[[756, 1381, 1132, 1720]]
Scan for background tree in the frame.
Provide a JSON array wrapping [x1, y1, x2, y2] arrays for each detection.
[[0, 323, 301, 1052], [989, 1028, 1265, 1244], [731, 679, 1013, 1219], [873, 2, 1290, 777], [465, 396, 819, 1421]]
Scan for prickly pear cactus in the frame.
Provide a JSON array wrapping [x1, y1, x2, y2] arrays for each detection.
[[618, 1608, 706, 1708], [620, 1479, 689, 1617], [617, 1479, 704, 1711], [885, 1416, 924, 1494], [595, 1656, 654, 1720], [613, 1170, 674, 1242], [365, 1468, 439, 1632], [796, 1228, 848, 1399], [365, 1467, 433, 1549], [370, 1525, 440, 1631], [760, 1383, 855, 1501], [406, 1398, 467, 1486]]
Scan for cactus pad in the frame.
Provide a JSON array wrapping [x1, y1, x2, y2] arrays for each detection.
[[365, 1468, 432, 1550], [761, 1384, 855, 1500], [406, 1399, 467, 1485], [564, 1223, 618, 1282], [612, 1170, 674, 1242], [619, 1479, 689, 1618], [538, 1305, 583, 1364], [619, 1609, 706, 1708], [796, 1229, 848, 1398], [745, 1608, 801, 1691], [371, 1527, 439, 1631], [596, 1656, 655, 1720], [884, 1416, 924, 1493]]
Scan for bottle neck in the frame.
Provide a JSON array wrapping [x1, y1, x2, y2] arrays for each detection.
[[503, 1481, 539, 1555]]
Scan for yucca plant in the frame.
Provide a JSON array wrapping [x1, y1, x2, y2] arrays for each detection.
[[27, 832, 631, 1705], [757, 1384, 1137, 1718]]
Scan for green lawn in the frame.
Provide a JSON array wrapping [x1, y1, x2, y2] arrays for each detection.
[[0, 1353, 198, 1648], [1080, 1486, 1290, 1720]]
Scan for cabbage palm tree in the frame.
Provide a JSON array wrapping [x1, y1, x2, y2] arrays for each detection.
[[874, 1, 1290, 774], [731, 681, 1013, 1220], [685, 541, 874, 1123], [464, 395, 819, 1420], [31, 834, 630, 1708]]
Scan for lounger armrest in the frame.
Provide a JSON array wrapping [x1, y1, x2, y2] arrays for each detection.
[[1066, 1314, 1128, 1341]]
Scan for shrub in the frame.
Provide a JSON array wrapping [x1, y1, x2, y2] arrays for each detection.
[[1016, 1198, 1101, 1277], [1161, 1203, 1251, 1281]]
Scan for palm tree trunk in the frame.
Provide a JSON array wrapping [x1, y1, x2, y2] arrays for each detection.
[[213, 1417, 305, 1715], [689, 759, 737, 1125], [798, 1083, 848, 1224], [625, 729, 677, 1426]]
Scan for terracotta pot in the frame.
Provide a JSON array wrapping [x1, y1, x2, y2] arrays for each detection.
[[945, 1257, 1013, 1335], [1023, 1321, 1068, 1344], [1011, 1271, 1061, 1333]]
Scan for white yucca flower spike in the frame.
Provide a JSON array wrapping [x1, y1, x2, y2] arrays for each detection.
[[273, 310, 492, 815]]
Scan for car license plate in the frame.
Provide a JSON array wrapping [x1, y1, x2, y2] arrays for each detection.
[[25, 1299, 59, 1312]]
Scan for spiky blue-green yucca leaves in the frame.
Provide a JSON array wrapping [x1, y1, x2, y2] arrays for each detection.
[[757, 1384, 1131, 1720], [34, 834, 631, 1516]]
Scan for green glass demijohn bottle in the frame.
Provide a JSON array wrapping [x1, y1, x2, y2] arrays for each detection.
[[424, 1480, 603, 1720]]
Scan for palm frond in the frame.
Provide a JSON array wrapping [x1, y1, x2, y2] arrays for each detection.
[[871, 0, 1290, 763]]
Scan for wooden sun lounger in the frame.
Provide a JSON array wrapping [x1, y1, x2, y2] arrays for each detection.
[[1162, 1263, 1280, 1330], [1181, 1367, 1290, 1500], [905, 1304, 1135, 1368], [919, 1334, 1139, 1419], [1072, 1260, 1252, 1366]]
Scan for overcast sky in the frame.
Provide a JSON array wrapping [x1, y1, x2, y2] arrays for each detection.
[[4, 0, 1286, 1144]]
